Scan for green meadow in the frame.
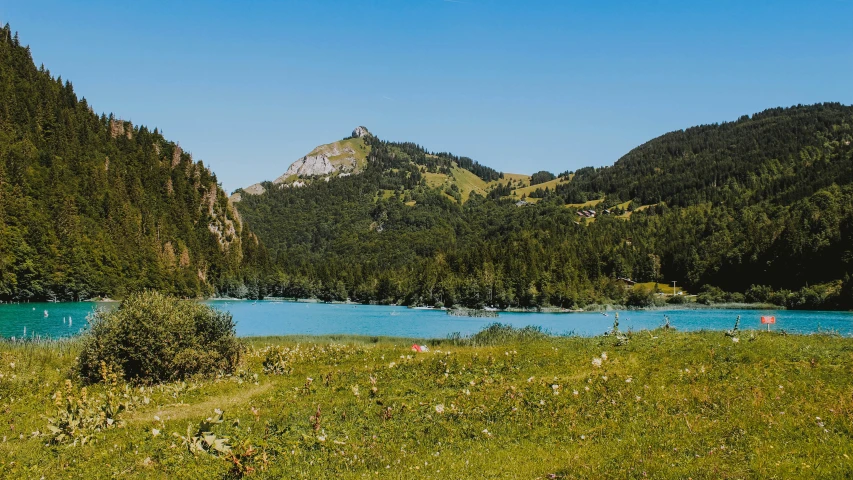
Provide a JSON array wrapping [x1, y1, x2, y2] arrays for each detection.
[[0, 327, 851, 478]]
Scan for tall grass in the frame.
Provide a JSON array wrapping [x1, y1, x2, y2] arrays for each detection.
[[0, 326, 850, 478]]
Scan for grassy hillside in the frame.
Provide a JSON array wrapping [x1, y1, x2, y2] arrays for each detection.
[[421, 164, 494, 202], [1, 327, 851, 478], [510, 176, 569, 198]]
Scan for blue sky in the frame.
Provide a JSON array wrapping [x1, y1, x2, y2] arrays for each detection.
[[3, 0, 852, 193]]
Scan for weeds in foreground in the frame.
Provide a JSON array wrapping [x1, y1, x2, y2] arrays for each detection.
[[43, 363, 146, 445], [172, 410, 232, 456], [0, 326, 850, 478]]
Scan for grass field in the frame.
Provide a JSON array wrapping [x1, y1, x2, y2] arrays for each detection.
[[421, 164, 495, 202], [0, 327, 851, 478], [564, 198, 604, 209], [495, 173, 531, 187], [618, 203, 656, 220], [510, 177, 569, 198], [449, 165, 490, 201], [633, 282, 684, 295]]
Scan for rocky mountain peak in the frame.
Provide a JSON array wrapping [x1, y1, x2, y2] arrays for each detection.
[[233, 129, 372, 201], [352, 126, 370, 138]]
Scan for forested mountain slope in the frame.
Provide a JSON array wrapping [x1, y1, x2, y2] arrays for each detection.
[[0, 25, 266, 301], [234, 105, 853, 309], [557, 103, 853, 208]]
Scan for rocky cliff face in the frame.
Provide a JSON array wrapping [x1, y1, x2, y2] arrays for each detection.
[[233, 127, 371, 200], [275, 141, 360, 181]]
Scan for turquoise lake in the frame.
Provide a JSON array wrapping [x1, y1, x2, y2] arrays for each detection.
[[0, 300, 851, 339]]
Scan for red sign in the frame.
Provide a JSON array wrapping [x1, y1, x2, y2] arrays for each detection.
[[761, 316, 776, 324]]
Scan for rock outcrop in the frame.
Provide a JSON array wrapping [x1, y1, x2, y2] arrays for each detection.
[[278, 152, 336, 179], [233, 127, 372, 201], [352, 126, 370, 138]]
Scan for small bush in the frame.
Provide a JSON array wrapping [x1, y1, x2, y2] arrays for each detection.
[[667, 294, 689, 304], [469, 323, 547, 346], [78, 291, 242, 383], [626, 287, 655, 307]]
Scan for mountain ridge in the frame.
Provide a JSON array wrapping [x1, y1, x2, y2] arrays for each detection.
[[231, 103, 853, 309]]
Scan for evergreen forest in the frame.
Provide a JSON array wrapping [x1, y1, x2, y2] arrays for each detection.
[[0, 25, 267, 301]]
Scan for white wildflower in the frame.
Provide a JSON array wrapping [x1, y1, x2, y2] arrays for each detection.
[[388, 362, 396, 368], [592, 357, 603, 368], [732, 337, 739, 343], [435, 404, 445, 414], [573, 390, 579, 396], [151, 428, 160, 437], [527, 376, 535, 383], [625, 377, 632, 383], [600, 352, 608, 361]]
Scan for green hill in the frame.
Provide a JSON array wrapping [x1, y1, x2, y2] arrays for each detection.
[[233, 105, 853, 309]]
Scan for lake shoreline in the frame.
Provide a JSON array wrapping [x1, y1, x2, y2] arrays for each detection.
[[4, 300, 851, 339], [9, 296, 850, 313]]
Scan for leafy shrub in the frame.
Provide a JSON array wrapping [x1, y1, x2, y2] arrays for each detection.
[[697, 285, 726, 305], [667, 294, 689, 304], [173, 410, 232, 456], [78, 291, 242, 383], [626, 287, 655, 307], [469, 323, 547, 346], [44, 376, 143, 445]]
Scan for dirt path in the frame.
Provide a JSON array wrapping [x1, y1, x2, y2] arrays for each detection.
[[127, 382, 274, 424]]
